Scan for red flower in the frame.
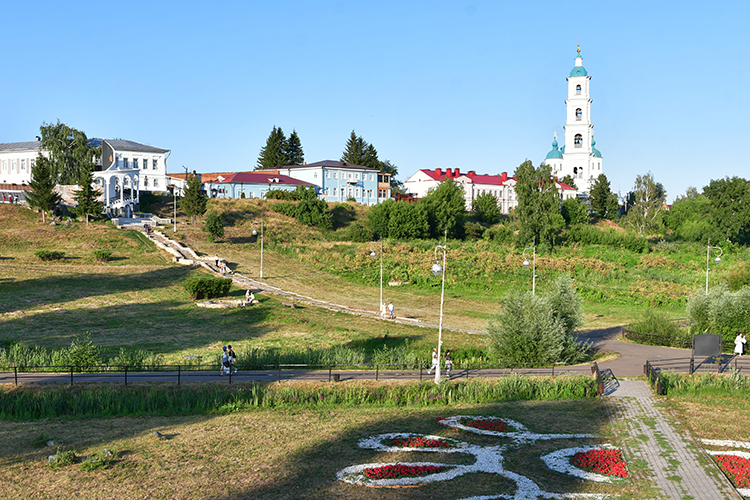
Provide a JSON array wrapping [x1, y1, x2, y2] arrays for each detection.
[[715, 455, 750, 488], [388, 436, 454, 448], [460, 417, 510, 433], [363, 464, 446, 480], [572, 449, 628, 478]]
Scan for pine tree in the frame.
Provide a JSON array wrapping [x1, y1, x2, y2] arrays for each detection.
[[589, 173, 618, 219], [341, 130, 380, 167], [256, 126, 288, 170], [285, 130, 304, 165], [26, 155, 61, 223], [180, 173, 207, 224], [73, 166, 104, 226]]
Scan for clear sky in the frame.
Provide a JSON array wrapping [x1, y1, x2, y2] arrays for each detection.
[[2, 0, 748, 202]]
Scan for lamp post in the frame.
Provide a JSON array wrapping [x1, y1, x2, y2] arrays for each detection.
[[370, 240, 383, 317], [251, 214, 264, 279], [431, 230, 448, 384], [173, 186, 177, 232], [705, 239, 723, 295], [522, 238, 536, 295]]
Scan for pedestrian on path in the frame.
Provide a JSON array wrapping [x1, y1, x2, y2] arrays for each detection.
[[388, 301, 395, 319], [380, 302, 387, 319], [227, 345, 237, 374], [445, 350, 453, 377], [245, 289, 251, 303], [220, 346, 230, 375], [735, 333, 746, 356], [427, 347, 438, 374]]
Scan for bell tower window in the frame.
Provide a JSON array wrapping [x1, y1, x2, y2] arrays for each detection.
[[575, 108, 582, 121], [574, 134, 582, 148], [576, 84, 581, 95]]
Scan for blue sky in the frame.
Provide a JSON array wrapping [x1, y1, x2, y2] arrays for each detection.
[[2, 0, 748, 202]]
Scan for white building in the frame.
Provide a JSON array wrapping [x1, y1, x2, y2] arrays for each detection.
[[404, 168, 575, 214], [543, 46, 603, 195], [0, 136, 170, 216]]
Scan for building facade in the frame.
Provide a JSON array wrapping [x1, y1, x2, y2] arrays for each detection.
[[266, 160, 390, 205], [202, 171, 315, 199], [404, 167, 576, 214], [543, 46, 603, 195]]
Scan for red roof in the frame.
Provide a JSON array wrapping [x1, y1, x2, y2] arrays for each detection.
[[419, 168, 512, 186]]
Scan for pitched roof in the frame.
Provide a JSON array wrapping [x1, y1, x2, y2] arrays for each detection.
[[280, 160, 380, 171], [557, 181, 576, 191], [89, 138, 169, 154], [416, 168, 512, 186], [0, 141, 42, 152], [215, 172, 314, 186]]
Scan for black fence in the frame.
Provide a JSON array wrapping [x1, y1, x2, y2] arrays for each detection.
[[644, 355, 750, 395], [0, 361, 590, 386], [623, 327, 734, 351]]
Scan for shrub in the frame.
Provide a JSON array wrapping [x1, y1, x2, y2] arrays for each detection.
[[80, 449, 115, 471], [483, 224, 515, 245], [48, 448, 77, 468], [61, 333, 102, 370], [93, 249, 112, 262], [727, 261, 750, 291], [464, 221, 486, 240], [203, 211, 225, 242], [35, 250, 65, 261], [183, 276, 232, 299], [273, 201, 297, 217], [687, 284, 750, 343], [472, 192, 500, 224], [630, 310, 684, 337], [266, 189, 301, 201], [344, 223, 373, 242]]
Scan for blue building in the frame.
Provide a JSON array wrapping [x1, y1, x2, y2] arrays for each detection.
[[268, 160, 391, 205], [202, 171, 315, 199]]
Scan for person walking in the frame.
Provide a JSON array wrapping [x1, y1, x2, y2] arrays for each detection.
[[220, 346, 230, 375], [427, 347, 438, 374], [445, 350, 453, 378], [388, 301, 395, 319], [245, 289, 251, 303], [227, 345, 237, 374], [735, 333, 747, 356]]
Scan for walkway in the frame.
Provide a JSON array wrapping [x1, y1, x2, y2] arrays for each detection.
[[605, 379, 740, 499]]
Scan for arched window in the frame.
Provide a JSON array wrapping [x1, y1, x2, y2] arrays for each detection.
[[574, 134, 583, 147], [576, 84, 581, 95], [575, 108, 582, 121]]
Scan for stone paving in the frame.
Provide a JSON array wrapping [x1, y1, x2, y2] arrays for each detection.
[[607, 379, 741, 499]]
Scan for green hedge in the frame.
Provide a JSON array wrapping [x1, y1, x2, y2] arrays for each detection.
[[35, 250, 65, 261], [183, 276, 232, 299]]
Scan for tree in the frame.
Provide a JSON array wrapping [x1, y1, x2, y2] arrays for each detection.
[[387, 201, 429, 239], [663, 187, 714, 242], [256, 126, 288, 170], [26, 156, 61, 223], [472, 192, 500, 224], [419, 179, 466, 239], [703, 176, 750, 243], [513, 160, 565, 247], [292, 186, 332, 229], [623, 172, 666, 236], [560, 197, 588, 225], [39, 120, 99, 184], [560, 175, 577, 191], [589, 173, 619, 220], [180, 172, 207, 224], [73, 166, 104, 226], [285, 130, 305, 165], [203, 211, 225, 242], [341, 130, 379, 169]]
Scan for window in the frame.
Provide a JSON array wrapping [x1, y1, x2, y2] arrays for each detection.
[[154, 179, 159, 187], [152, 158, 158, 170], [134, 158, 139, 169], [20, 159, 26, 171], [574, 134, 582, 148], [378, 189, 387, 198], [576, 84, 581, 95], [325, 187, 329, 195], [143, 178, 148, 187], [356, 188, 361, 197], [575, 108, 582, 121], [326, 171, 330, 179], [1, 160, 6, 171], [334, 172, 338, 179], [355, 173, 359, 180], [11, 160, 17, 172], [314, 172, 317, 178]]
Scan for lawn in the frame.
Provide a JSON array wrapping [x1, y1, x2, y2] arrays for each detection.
[[0, 388, 649, 500]]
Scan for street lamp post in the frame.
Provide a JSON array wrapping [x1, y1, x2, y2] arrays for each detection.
[[251, 214, 264, 279], [173, 187, 177, 232], [370, 240, 384, 317], [522, 238, 536, 295], [705, 239, 723, 295], [431, 230, 448, 384]]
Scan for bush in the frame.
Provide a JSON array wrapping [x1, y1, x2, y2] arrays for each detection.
[[93, 249, 112, 262], [80, 449, 115, 471], [273, 201, 297, 217], [483, 224, 515, 245], [183, 276, 232, 299], [630, 310, 684, 337], [687, 284, 750, 344], [472, 192, 500, 224], [565, 225, 648, 253], [48, 448, 77, 468], [266, 189, 301, 201], [344, 223, 373, 242], [35, 250, 65, 261], [727, 261, 750, 291], [203, 211, 225, 242], [464, 221, 486, 240]]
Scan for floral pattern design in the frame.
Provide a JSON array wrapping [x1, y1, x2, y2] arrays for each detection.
[[337, 417, 618, 499]]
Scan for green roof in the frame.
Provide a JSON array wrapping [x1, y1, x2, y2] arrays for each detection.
[[570, 64, 588, 77], [545, 137, 563, 159]]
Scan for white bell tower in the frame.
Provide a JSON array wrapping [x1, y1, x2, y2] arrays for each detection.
[[544, 45, 603, 194]]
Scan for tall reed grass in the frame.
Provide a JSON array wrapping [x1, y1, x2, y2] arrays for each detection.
[[0, 376, 596, 420], [659, 370, 750, 395]]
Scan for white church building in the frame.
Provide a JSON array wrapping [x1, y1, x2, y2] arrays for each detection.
[[543, 46, 603, 195]]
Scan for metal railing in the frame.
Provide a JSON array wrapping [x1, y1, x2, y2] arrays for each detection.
[[644, 355, 750, 395], [0, 361, 589, 386]]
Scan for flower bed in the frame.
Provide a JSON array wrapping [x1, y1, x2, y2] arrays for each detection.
[[388, 436, 454, 448], [461, 417, 510, 433], [363, 463, 446, 480], [708, 450, 750, 492], [572, 448, 628, 478]]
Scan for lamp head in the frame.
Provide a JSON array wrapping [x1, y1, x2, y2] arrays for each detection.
[[370, 251, 377, 259], [715, 256, 722, 264], [252, 229, 258, 236], [431, 263, 443, 276], [523, 259, 530, 269]]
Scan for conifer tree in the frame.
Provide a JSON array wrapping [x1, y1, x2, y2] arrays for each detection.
[[73, 166, 104, 226], [341, 130, 381, 168], [285, 130, 304, 165], [256, 126, 288, 170], [26, 155, 61, 223], [180, 172, 207, 224], [589, 173, 619, 220]]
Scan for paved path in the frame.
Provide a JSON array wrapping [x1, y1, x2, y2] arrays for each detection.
[[605, 379, 741, 499]]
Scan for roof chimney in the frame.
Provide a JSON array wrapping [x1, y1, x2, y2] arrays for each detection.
[[454, 168, 460, 177], [501, 172, 507, 182], [468, 170, 476, 178], [435, 168, 442, 176]]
